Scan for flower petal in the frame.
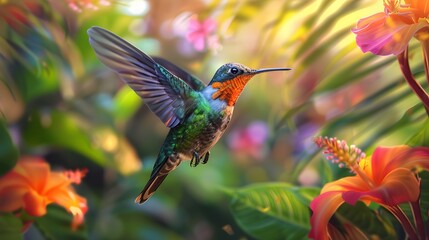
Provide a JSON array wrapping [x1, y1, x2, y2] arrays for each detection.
[[193, 36, 206, 51], [369, 146, 410, 183], [0, 186, 27, 212], [322, 175, 374, 206], [309, 191, 345, 240], [203, 18, 216, 33], [386, 146, 429, 172], [22, 189, 48, 216], [48, 187, 87, 229], [352, 12, 429, 55], [370, 146, 429, 183], [342, 168, 420, 206], [321, 176, 368, 194], [16, 157, 50, 192], [405, 0, 429, 18]]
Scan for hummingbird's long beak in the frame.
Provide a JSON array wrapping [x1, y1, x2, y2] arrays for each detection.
[[253, 68, 292, 74]]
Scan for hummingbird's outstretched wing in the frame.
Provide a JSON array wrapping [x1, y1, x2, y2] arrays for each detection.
[[88, 26, 197, 128], [151, 57, 206, 91]]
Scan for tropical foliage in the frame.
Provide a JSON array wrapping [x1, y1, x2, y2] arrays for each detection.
[[1, 0, 429, 239]]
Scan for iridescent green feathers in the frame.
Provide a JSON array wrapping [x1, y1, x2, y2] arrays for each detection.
[[87, 26, 206, 128]]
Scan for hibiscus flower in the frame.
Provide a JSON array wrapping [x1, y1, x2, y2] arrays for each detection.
[[0, 157, 88, 230]]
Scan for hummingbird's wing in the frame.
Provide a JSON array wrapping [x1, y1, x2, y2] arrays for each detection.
[[151, 57, 206, 91], [88, 26, 197, 128]]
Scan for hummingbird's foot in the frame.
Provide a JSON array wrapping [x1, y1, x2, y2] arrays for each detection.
[[190, 151, 200, 167], [202, 151, 210, 164]]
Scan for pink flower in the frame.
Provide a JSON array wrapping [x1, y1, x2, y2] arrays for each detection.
[[352, 0, 429, 56], [67, 0, 110, 12], [227, 121, 269, 159], [186, 16, 218, 52]]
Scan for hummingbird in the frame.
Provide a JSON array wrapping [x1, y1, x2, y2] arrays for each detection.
[[87, 26, 291, 204]]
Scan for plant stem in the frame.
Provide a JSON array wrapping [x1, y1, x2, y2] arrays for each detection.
[[384, 204, 418, 240], [416, 32, 429, 87], [420, 39, 429, 87], [410, 179, 426, 240], [397, 47, 429, 114], [411, 201, 426, 240]]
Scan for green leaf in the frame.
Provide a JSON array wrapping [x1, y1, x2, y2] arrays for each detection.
[[217, 0, 269, 33], [0, 121, 18, 177], [35, 205, 87, 240], [113, 86, 142, 122], [358, 103, 425, 151], [292, 0, 365, 60], [0, 213, 23, 240], [407, 118, 429, 147], [315, 54, 396, 94], [227, 183, 319, 240], [335, 202, 396, 239], [22, 110, 106, 166], [320, 86, 413, 138]]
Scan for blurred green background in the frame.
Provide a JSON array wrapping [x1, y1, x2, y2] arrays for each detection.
[[1, 0, 427, 239]]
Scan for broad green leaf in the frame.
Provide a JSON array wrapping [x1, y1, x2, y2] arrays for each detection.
[[0, 213, 23, 240], [227, 183, 319, 240], [22, 110, 106, 166], [35, 205, 87, 240], [407, 118, 429, 147], [335, 202, 396, 239], [0, 121, 18, 177]]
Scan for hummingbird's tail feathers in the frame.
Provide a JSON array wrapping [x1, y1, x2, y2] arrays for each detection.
[[135, 173, 169, 204], [135, 155, 181, 204], [87, 26, 198, 129]]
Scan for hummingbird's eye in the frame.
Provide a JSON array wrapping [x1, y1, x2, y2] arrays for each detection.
[[230, 67, 239, 75]]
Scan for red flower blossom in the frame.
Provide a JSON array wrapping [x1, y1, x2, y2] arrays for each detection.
[[309, 137, 429, 240]]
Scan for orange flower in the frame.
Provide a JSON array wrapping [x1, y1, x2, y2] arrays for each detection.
[[352, 0, 429, 55], [309, 137, 429, 240], [0, 157, 88, 230]]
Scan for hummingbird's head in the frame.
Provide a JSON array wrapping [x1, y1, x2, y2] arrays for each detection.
[[209, 63, 291, 106], [209, 63, 253, 83]]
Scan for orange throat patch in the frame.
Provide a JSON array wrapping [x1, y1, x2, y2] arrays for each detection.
[[211, 75, 254, 106]]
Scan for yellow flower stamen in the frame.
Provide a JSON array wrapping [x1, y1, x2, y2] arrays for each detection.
[[383, 0, 400, 13]]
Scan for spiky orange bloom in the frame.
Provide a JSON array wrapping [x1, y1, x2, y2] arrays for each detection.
[[0, 157, 87, 230], [309, 138, 429, 240]]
